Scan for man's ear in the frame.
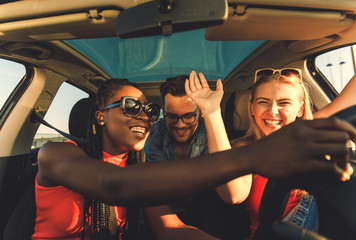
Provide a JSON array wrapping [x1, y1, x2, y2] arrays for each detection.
[[95, 111, 105, 125]]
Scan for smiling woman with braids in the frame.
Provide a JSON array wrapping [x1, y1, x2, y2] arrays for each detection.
[[32, 79, 160, 240], [32, 76, 356, 240]]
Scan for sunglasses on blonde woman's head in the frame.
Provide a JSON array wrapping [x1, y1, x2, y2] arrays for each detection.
[[103, 96, 160, 121], [254, 68, 302, 82]]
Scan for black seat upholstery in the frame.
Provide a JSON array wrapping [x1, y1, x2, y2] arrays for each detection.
[[68, 97, 94, 140], [3, 185, 36, 240], [3, 97, 93, 240]]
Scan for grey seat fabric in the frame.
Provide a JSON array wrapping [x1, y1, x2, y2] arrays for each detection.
[[231, 89, 251, 132], [224, 89, 251, 140]]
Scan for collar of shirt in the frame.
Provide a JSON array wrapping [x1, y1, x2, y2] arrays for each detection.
[[162, 117, 208, 160]]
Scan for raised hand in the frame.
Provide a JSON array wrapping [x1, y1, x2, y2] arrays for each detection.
[[185, 70, 223, 115]]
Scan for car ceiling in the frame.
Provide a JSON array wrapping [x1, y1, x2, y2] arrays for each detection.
[[0, 0, 355, 156], [0, 0, 355, 109]]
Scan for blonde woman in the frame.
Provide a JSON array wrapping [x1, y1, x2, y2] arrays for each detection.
[[231, 69, 356, 238]]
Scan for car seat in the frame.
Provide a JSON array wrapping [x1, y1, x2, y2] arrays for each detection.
[[224, 89, 251, 140], [3, 97, 94, 240], [68, 97, 94, 140]]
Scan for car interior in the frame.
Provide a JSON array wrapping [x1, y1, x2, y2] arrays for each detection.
[[2, 96, 93, 240], [0, 0, 356, 239]]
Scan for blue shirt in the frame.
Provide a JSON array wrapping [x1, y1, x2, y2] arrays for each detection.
[[144, 117, 208, 162]]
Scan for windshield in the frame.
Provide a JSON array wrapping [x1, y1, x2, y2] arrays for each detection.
[[67, 29, 264, 82]]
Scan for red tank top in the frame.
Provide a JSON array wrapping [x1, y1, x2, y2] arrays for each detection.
[[246, 175, 302, 238], [32, 150, 127, 240]]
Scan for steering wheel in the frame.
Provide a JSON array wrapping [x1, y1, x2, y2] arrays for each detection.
[[253, 105, 356, 240]]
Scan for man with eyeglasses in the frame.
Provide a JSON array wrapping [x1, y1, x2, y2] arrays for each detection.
[[145, 75, 207, 162], [143, 75, 244, 240]]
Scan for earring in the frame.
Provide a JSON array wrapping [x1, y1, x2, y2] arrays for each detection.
[[99, 121, 105, 126]]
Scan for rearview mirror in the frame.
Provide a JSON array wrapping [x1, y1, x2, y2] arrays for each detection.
[[117, 0, 228, 38]]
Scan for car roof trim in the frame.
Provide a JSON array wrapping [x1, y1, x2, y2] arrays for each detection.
[[0, 0, 150, 22], [206, 6, 354, 41], [227, 0, 356, 12]]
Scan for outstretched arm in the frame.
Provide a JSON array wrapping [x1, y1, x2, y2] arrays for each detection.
[[37, 118, 355, 207], [185, 70, 252, 204], [314, 74, 356, 119]]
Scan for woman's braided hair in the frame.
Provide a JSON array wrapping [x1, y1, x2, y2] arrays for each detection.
[[81, 78, 146, 239]]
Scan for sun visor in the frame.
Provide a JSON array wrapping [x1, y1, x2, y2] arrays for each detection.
[[206, 6, 354, 41], [0, 0, 150, 42]]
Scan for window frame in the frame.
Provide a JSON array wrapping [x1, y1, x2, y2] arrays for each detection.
[[308, 43, 356, 101], [0, 61, 33, 131]]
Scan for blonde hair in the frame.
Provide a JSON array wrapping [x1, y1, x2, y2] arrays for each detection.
[[243, 73, 313, 142], [235, 73, 313, 198]]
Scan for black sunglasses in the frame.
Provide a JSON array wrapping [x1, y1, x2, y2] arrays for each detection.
[[254, 68, 302, 82], [103, 96, 160, 121]]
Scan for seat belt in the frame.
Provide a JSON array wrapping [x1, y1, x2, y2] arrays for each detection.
[[31, 110, 86, 147]]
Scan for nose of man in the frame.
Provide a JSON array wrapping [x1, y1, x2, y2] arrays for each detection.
[[174, 117, 187, 127]]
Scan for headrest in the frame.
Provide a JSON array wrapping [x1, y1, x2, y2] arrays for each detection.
[[232, 89, 251, 132], [224, 89, 251, 140], [68, 98, 94, 139]]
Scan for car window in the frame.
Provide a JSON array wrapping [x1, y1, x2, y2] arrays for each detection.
[[32, 82, 88, 148], [315, 45, 356, 93], [0, 58, 26, 111]]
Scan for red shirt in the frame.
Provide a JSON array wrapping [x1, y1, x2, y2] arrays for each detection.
[[32, 150, 127, 240], [246, 175, 302, 238]]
